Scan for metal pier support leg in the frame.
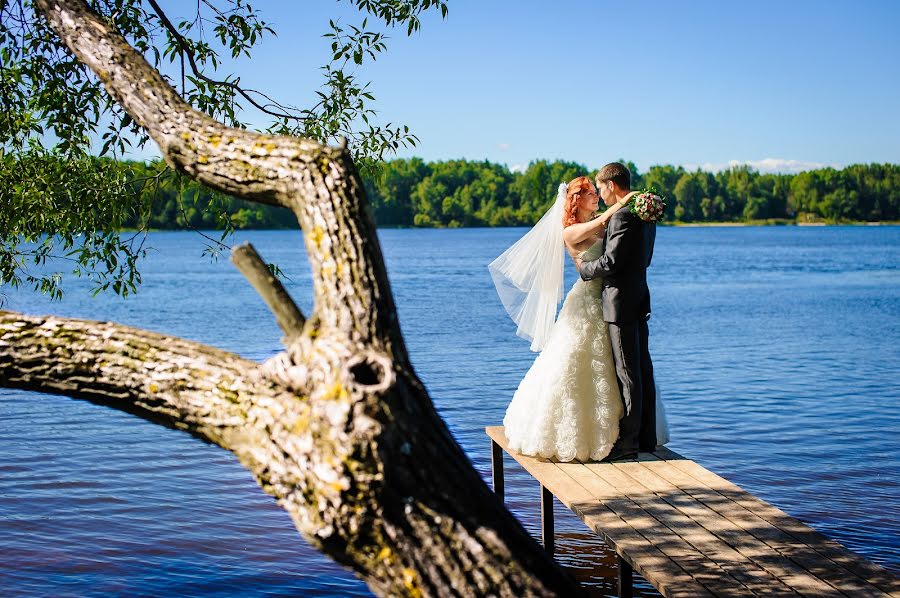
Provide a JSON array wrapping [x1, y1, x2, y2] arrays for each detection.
[[617, 554, 633, 598], [541, 484, 554, 556], [491, 439, 504, 501]]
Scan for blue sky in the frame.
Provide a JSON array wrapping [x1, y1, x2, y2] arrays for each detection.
[[143, 0, 900, 173]]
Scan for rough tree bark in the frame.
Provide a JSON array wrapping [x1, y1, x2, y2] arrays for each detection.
[[0, 1, 584, 595]]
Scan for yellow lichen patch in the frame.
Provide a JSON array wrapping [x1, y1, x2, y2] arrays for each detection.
[[323, 380, 349, 402], [291, 413, 310, 433], [198, 155, 208, 164], [310, 226, 325, 248], [402, 569, 422, 598], [377, 547, 392, 561], [209, 134, 222, 148], [180, 132, 192, 141], [216, 383, 239, 403], [265, 142, 276, 152], [148, 383, 159, 393], [230, 158, 262, 180]]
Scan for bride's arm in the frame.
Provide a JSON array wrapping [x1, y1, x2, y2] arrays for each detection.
[[562, 191, 638, 245], [563, 214, 606, 246]]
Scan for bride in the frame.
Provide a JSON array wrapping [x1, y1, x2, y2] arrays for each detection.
[[489, 176, 669, 462]]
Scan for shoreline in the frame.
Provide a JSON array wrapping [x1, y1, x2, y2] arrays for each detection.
[[118, 221, 900, 233]]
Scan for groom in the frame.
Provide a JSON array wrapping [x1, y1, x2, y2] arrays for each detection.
[[576, 162, 657, 461]]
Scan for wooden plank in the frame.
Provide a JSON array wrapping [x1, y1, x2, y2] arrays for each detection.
[[584, 461, 772, 596], [666, 458, 900, 597], [494, 427, 755, 597], [485, 426, 507, 449], [644, 459, 893, 598], [622, 460, 843, 598], [575, 482, 721, 596], [557, 461, 715, 597], [485, 427, 900, 598], [488, 427, 715, 596], [655, 448, 880, 591], [590, 462, 796, 597], [642, 461, 850, 597], [574, 462, 758, 597], [573, 500, 714, 598], [607, 495, 757, 597], [494, 434, 678, 583], [486, 427, 595, 507], [488, 428, 688, 591]]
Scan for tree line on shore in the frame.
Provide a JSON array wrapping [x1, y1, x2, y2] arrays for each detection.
[[52, 157, 900, 229]]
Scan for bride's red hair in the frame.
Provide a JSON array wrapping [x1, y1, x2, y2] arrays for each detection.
[[563, 176, 594, 227]]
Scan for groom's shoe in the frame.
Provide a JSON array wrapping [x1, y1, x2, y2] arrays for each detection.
[[600, 447, 638, 463]]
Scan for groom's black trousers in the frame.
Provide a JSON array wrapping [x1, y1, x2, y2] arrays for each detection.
[[608, 318, 657, 452]]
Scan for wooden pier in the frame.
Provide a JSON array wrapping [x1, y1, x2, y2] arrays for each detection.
[[486, 426, 900, 598]]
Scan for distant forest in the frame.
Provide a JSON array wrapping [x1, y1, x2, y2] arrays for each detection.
[[69, 158, 900, 228]]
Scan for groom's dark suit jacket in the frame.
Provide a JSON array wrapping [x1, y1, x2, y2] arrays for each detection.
[[577, 209, 656, 323]]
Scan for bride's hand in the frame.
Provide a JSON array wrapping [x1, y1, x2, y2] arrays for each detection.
[[596, 192, 638, 225]]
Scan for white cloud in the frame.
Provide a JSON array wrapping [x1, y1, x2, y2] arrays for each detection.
[[682, 158, 840, 174], [509, 163, 526, 173], [498, 143, 511, 151]]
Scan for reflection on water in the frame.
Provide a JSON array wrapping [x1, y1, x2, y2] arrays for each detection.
[[1, 226, 898, 596]]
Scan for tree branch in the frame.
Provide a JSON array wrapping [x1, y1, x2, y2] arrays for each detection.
[[0, 310, 272, 464], [145, 0, 302, 122], [231, 242, 305, 337]]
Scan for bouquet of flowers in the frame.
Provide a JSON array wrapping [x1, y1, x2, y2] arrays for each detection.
[[627, 187, 667, 222]]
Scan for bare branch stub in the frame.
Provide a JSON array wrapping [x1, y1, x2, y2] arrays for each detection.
[[231, 242, 305, 338]]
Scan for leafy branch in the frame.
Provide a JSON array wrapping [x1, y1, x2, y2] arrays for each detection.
[[0, 0, 448, 301]]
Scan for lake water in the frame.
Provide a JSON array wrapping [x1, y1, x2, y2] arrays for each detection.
[[1, 226, 898, 596]]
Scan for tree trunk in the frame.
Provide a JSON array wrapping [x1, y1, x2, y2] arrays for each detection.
[[1, 1, 585, 595]]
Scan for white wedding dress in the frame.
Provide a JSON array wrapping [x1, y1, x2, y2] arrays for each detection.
[[503, 268, 670, 462]]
